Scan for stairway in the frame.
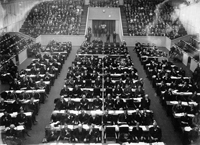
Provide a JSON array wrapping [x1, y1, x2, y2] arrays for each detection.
[[79, 5, 88, 35], [120, 6, 128, 36]]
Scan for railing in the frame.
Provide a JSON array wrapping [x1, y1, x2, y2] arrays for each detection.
[[190, 37, 200, 48]]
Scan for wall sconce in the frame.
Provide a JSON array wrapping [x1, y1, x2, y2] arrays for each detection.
[[109, 15, 111, 17], [103, 9, 105, 13]]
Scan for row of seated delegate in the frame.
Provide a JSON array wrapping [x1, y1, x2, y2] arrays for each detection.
[[79, 40, 128, 55], [44, 40, 72, 52], [44, 122, 161, 143], [54, 94, 150, 111], [124, 0, 187, 39], [135, 42, 200, 144], [0, 42, 72, 142], [20, 0, 84, 38], [50, 109, 154, 126], [43, 41, 162, 143]]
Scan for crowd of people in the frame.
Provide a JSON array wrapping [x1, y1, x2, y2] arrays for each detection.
[[45, 40, 72, 52], [0, 33, 35, 85], [0, 33, 33, 66], [42, 41, 162, 143], [124, 0, 187, 39], [79, 38, 126, 54], [135, 42, 200, 144], [0, 40, 72, 144], [20, 0, 84, 38], [89, 0, 119, 7]]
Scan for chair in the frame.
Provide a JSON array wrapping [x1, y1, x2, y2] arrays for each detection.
[[119, 125, 129, 134], [104, 126, 117, 142], [94, 88, 101, 96]]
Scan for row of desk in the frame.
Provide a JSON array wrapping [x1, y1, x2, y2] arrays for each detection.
[[48, 124, 154, 132], [52, 110, 153, 116]]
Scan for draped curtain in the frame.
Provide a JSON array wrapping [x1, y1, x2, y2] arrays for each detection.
[[92, 20, 115, 34]]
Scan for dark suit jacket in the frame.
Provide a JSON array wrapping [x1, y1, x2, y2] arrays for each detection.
[[131, 127, 143, 138], [141, 98, 151, 109], [149, 126, 162, 140], [78, 113, 90, 124], [55, 99, 66, 110], [103, 114, 114, 125], [89, 115, 101, 125], [114, 99, 125, 110], [79, 99, 89, 110], [73, 128, 87, 141], [1, 114, 12, 127], [16, 113, 27, 125], [6, 129, 18, 137]]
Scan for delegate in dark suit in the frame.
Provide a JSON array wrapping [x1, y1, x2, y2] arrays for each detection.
[[73, 125, 87, 142]]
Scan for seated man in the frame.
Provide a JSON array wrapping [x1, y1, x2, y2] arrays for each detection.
[[105, 94, 114, 110], [92, 95, 102, 110], [89, 114, 102, 125], [141, 109, 153, 125], [113, 84, 123, 96], [117, 110, 131, 125], [50, 111, 60, 123], [1, 110, 12, 127], [37, 79, 46, 89], [65, 97, 76, 110], [5, 124, 21, 145], [44, 126, 60, 143], [131, 122, 143, 142], [119, 132, 132, 143], [172, 101, 185, 113], [79, 94, 89, 110], [0, 98, 8, 112], [149, 122, 162, 142], [140, 94, 151, 110], [16, 109, 30, 136], [60, 85, 70, 96], [72, 85, 82, 98], [55, 96, 66, 110], [16, 109, 27, 127], [59, 125, 72, 141], [72, 124, 88, 142], [131, 109, 142, 125], [78, 110, 90, 124], [103, 110, 114, 125], [61, 110, 74, 125], [86, 125, 101, 143], [114, 96, 126, 110], [26, 97, 38, 124]]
